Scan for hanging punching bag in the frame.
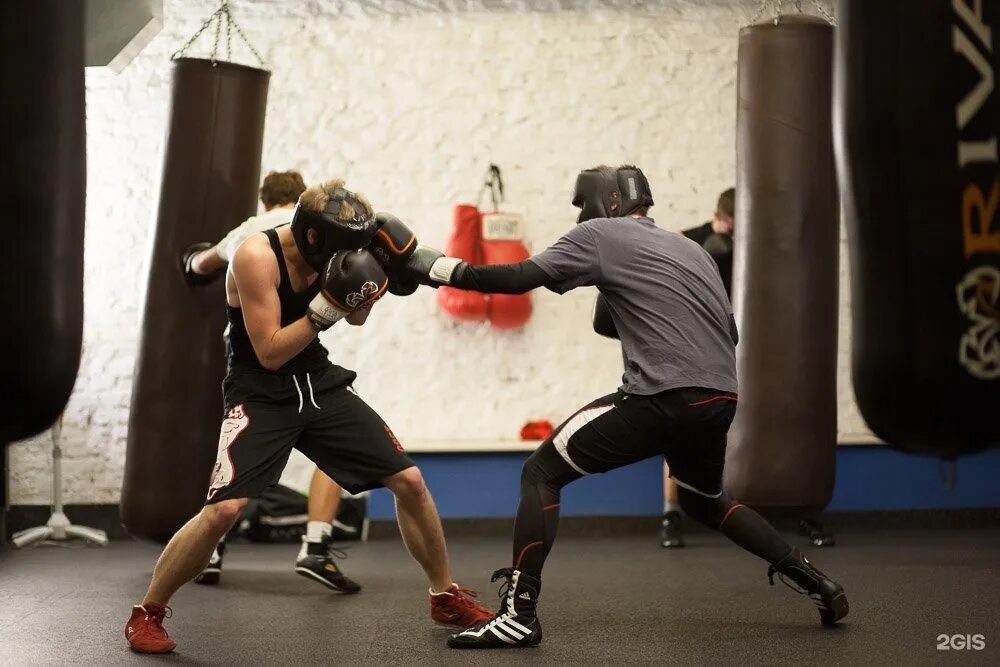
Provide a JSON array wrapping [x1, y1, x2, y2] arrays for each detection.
[[724, 16, 839, 511], [121, 58, 269, 542], [835, 1, 999, 458], [0, 0, 85, 444]]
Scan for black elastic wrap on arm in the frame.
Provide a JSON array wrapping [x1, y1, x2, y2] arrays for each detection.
[[452, 260, 550, 294]]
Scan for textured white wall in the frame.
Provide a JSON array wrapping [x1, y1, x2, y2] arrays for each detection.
[[8, 0, 867, 505]]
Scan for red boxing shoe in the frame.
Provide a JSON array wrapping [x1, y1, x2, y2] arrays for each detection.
[[430, 584, 495, 629], [124, 603, 176, 653]]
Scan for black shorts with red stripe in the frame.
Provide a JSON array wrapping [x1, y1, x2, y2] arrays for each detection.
[[205, 364, 414, 504], [546, 386, 737, 497]]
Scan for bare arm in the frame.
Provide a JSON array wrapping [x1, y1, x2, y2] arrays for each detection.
[[191, 245, 228, 275], [231, 239, 318, 371]]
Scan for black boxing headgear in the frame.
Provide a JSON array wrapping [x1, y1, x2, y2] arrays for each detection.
[[290, 187, 378, 272], [571, 166, 654, 223]]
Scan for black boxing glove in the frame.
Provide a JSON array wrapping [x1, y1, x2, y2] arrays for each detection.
[[371, 212, 420, 296], [180, 241, 219, 286], [592, 293, 619, 340], [404, 246, 466, 288], [307, 249, 389, 331]]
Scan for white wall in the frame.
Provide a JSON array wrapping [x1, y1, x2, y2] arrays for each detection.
[[8, 0, 868, 505]]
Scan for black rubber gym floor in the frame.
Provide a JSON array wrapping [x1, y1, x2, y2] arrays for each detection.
[[1, 529, 998, 665]]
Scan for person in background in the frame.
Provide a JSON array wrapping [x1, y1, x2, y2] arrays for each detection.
[[654, 187, 736, 549], [673, 187, 834, 548]]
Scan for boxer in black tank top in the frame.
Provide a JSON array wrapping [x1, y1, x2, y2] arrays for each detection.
[[125, 182, 493, 655], [211, 225, 398, 501]]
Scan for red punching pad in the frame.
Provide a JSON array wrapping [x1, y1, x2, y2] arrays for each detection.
[[121, 58, 270, 542], [0, 1, 85, 444], [724, 16, 840, 512], [835, 0, 999, 457]]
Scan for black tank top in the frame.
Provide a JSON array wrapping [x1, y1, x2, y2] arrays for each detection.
[[226, 228, 331, 375]]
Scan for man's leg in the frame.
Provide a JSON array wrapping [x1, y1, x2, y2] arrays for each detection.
[[294, 469, 361, 593], [383, 466, 450, 592], [450, 392, 655, 649], [661, 465, 684, 548], [676, 486, 848, 625], [125, 499, 246, 654], [144, 499, 247, 605], [295, 382, 488, 623], [308, 468, 341, 522], [665, 389, 848, 626], [127, 399, 301, 653], [380, 466, 493, 627]]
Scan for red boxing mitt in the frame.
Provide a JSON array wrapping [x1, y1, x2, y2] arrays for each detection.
[[437, 204, 489, 321], [480, 212, 532, 330]]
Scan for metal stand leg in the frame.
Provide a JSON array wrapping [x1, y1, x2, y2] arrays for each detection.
[[12, 416, 108, 549]]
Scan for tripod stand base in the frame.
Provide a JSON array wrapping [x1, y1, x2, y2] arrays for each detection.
[[13, 511, 108, 548]]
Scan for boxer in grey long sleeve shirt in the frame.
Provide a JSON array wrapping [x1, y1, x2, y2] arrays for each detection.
[[408, 164, 848, 650]]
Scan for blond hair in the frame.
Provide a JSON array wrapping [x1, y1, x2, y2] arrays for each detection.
[[298, 178, 373, 220]]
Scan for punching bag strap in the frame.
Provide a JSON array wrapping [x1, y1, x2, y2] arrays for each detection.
[[477, 164, 504, 213], [170, 0, 267, 67]]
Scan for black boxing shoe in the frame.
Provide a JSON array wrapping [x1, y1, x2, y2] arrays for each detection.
[[448, 568, 543, 649], [295, 538, 362, 594], [660, 511, 685, 548], [768, 548, 849, 626], [194, 541, 225, 585]]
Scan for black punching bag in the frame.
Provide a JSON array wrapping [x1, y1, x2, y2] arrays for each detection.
[[725, 16, 839, 511], [0, 1, 85, 444], [835, 1, 999, 458], [121, 58, 269, 542]]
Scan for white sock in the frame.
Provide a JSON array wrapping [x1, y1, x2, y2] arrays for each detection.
[[305, 520, 332, 543], [664, 500, 680, 514]]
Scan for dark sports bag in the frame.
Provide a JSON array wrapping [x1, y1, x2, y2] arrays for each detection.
[[234, 485, 368, 543]]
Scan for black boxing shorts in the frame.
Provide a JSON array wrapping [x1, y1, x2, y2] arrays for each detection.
[[205, 364, 415, 503], [535, 386, 737, 497]]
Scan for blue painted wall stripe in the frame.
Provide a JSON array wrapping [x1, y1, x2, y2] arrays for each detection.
[[368, 446, 1000, 520]]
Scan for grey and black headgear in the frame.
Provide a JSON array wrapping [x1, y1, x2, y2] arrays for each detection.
[[571, 166, 654, 223], [290, 187, 378, 272]]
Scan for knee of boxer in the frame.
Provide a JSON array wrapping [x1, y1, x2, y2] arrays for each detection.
[[202, 498, 248, 533], [521, 444, 577, 490], [386, 465, 427, 501], [677, 486, 731, 529], [521, 452, 547, 487]]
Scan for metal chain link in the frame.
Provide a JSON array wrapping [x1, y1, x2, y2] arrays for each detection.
[[211, 6, 221, 62], [225, 7, 233, 61], [170, 5, 226, 60], [227, 12, 266, 66], [170, 0, 266, 67]]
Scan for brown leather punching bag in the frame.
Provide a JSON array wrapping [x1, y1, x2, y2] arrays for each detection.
[[724, 16, 839, 512], [121, 58, 269, 542], [1, 1, 85, 445]]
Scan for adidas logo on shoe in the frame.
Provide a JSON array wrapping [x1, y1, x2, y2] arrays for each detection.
[[518, 592, 532, 601]]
